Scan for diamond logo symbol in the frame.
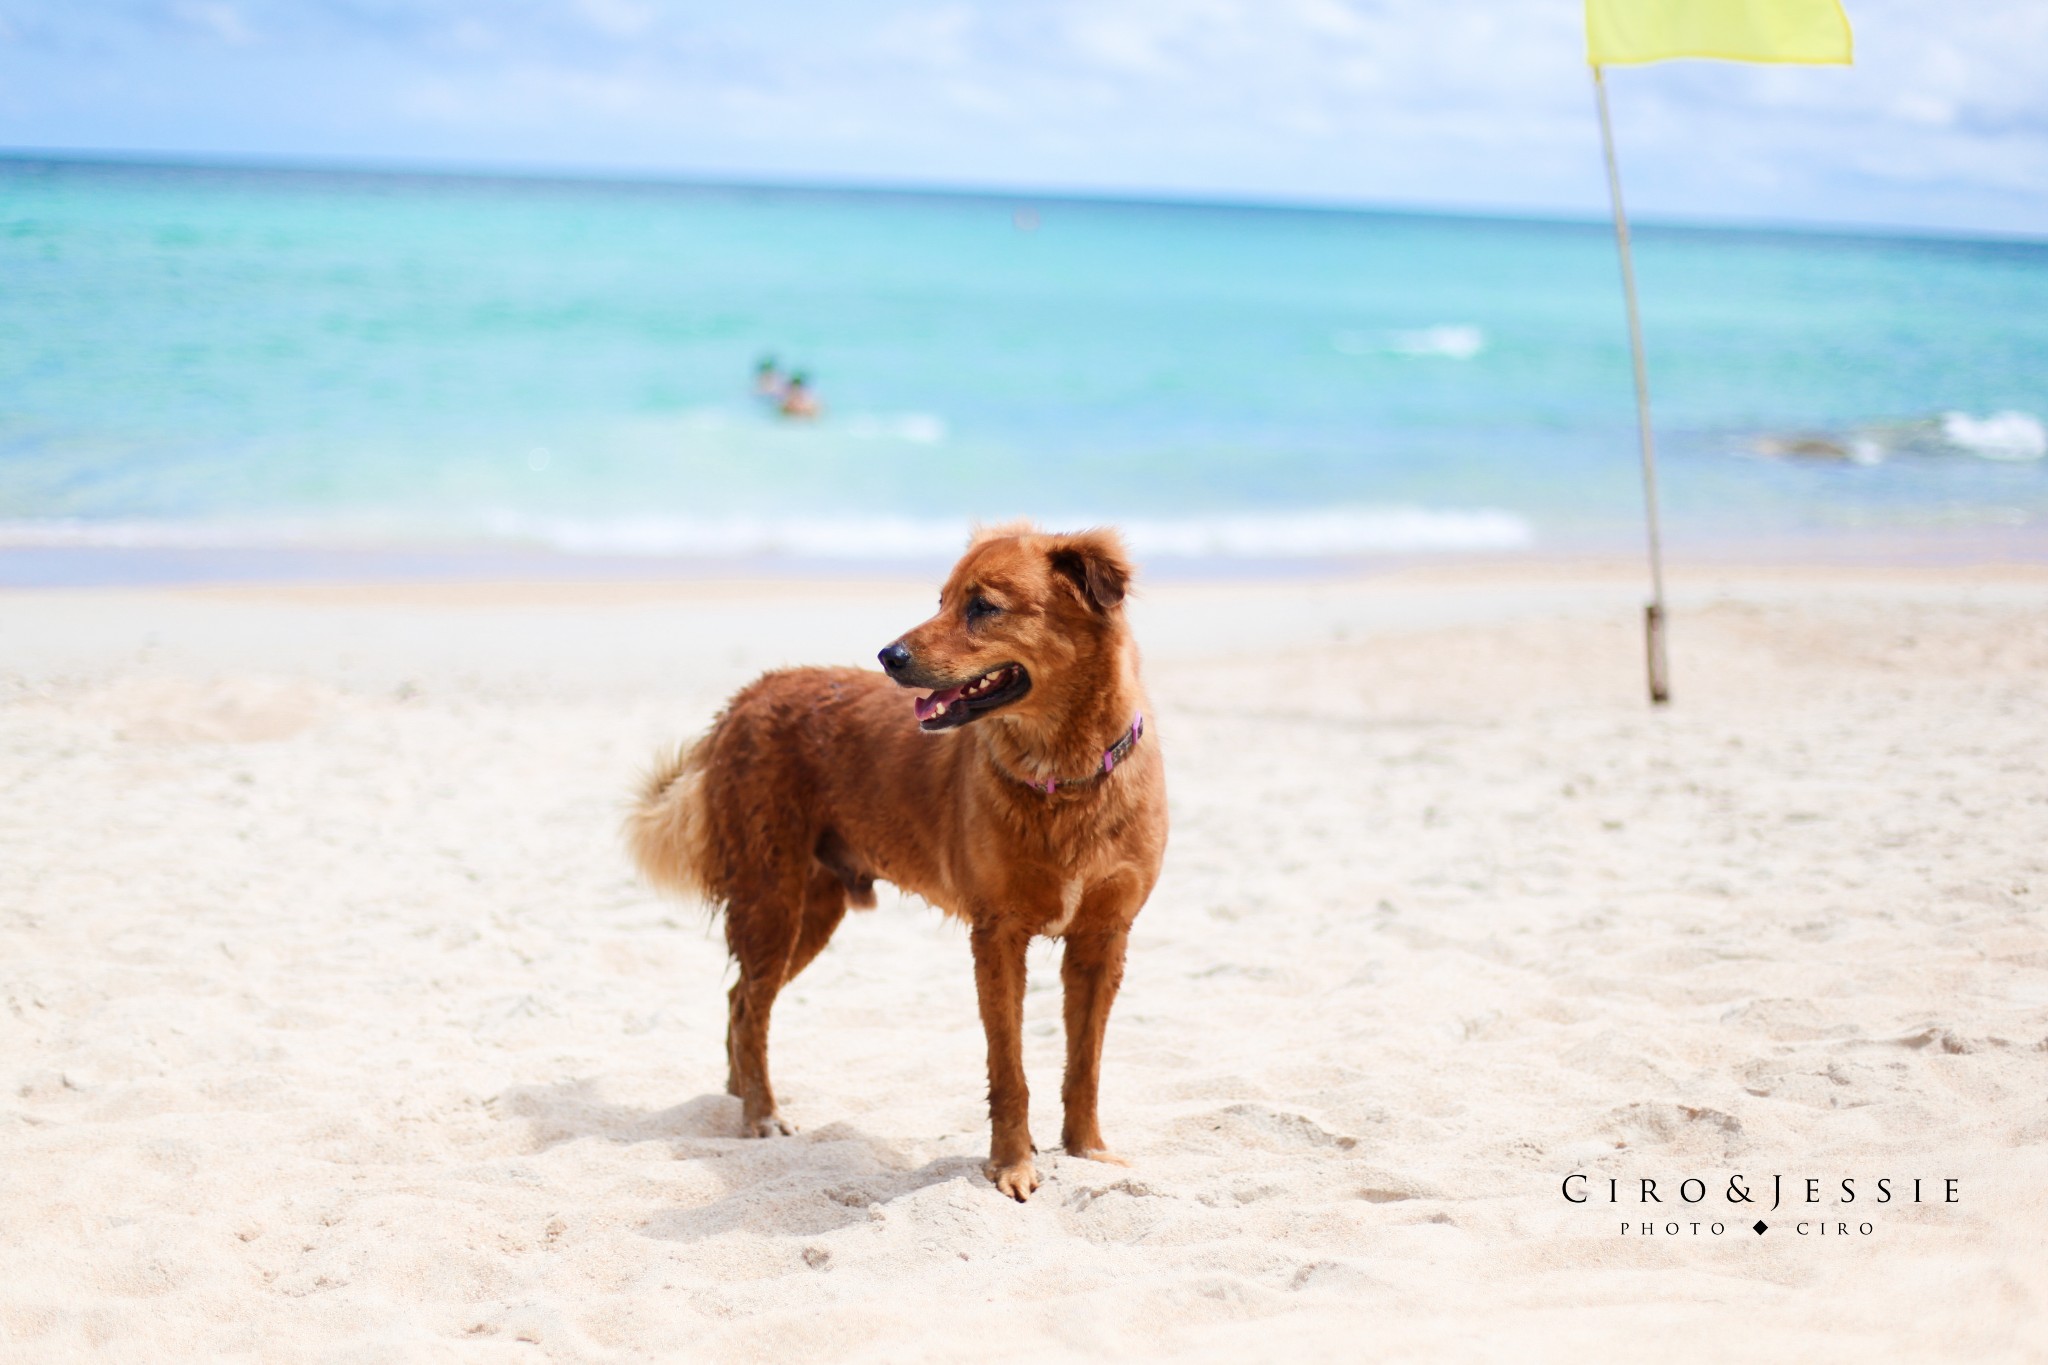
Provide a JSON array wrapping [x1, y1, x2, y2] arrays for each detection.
[[1752, 1220, 1769, 1235]]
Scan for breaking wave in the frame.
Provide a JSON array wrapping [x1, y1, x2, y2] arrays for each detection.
[[1940, 411, 2045, 463], [0, 505, 1535, 561], [1750, 411, 2046, 465], [1334, 325, 1486, 360], [841, 412, 949, 444]]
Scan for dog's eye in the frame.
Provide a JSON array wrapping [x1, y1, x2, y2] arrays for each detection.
[[965, 596, 1002, 623]]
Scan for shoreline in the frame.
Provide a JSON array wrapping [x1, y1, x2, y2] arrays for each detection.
[[5, 522, 2046, 591], [8, 557, 2047, 720]]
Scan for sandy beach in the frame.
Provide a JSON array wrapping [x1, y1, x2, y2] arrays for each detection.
[[3, 562, 2046, 1362]]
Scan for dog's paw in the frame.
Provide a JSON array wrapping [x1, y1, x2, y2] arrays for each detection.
[[1065, 1146, 1130, 1167], [984, 1159, 1042, 1202], [744, 1114, 795, 1138]]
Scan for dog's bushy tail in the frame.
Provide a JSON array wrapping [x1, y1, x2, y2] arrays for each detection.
[[626, 737, 718, 905]]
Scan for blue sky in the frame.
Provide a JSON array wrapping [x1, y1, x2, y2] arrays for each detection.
[[2, 1, 2045, 235]]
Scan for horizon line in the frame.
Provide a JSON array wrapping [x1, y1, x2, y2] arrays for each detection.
[[5, 144, 2046, 250]]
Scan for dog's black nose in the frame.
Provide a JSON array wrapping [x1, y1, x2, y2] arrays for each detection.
[[878, 642, 913, 676]]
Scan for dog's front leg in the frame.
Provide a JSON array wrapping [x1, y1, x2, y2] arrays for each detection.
[[969, 920, 1039, 1201], [1059, 926, 1130, 1164]]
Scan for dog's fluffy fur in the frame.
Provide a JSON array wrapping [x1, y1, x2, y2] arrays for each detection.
[[627, 524, 1166, 1200]]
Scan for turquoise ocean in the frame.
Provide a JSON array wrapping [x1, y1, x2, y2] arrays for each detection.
[[3, 157, 2044, 582]]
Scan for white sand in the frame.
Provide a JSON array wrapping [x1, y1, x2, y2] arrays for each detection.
[[3, 564, 2046, 1362]]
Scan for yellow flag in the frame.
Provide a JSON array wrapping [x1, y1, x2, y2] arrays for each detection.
[[1586, 0, 1852, 66]]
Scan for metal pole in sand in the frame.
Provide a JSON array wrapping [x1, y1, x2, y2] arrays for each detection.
[[1593, 63, 1671, 705]]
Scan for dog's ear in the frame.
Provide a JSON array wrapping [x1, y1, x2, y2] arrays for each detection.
[[1047, 528, 1132, 613]]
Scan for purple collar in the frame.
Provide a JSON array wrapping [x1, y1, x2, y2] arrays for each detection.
[[1019, 712, 1145, 796]]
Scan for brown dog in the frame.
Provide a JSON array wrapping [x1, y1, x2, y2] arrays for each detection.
[[627, 523, 1166, 1200]]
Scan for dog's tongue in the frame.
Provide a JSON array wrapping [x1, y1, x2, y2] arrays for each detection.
[[915, 685, 966, 721]]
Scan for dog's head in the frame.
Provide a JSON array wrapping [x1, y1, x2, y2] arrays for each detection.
[[877, 523, 1133, 731]]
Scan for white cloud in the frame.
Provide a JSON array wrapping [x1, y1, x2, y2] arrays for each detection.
[[1, 0, 2044, 234], [574, 0, 656, 41], [174, 1, 255, 46]]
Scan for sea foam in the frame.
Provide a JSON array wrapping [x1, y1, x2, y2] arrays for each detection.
[[477, 507, 1537, 559], [1332, 325, 1486, 360], [1941, 411, 2046, 462], [1391, 325, 1487, 360], [841, 413, 949, 444], [0, 506, 1536, 561]]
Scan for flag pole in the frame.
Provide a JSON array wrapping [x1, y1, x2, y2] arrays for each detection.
[[1592, 63, 1671, 705]]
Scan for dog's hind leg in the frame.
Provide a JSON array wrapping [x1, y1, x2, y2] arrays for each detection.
[[723, 868, 850, 1137], [1059, 926, 1131, 1164], [786, 868, 851, 982], [724, 889, 798, 1137]]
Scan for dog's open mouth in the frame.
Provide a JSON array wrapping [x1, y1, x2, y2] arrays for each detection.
[[915, 664, 1031, 731]]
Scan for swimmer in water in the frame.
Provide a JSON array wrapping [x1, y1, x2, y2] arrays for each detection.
[[779, 371, 821, 420], [753, 356, 785, 400]]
